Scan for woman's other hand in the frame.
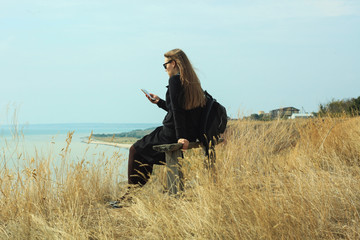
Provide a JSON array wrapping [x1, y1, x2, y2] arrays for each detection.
[[178, 138, 189, 150], [148, 93, 159, 104]]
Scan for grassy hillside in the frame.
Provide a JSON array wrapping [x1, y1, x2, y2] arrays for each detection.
[[1, 117, 360, 239]]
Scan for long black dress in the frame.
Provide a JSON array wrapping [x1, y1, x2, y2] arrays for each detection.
[[133, 74, 203, 165]]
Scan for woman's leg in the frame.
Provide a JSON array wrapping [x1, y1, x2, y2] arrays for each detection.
[[128, 145, 153, 186]]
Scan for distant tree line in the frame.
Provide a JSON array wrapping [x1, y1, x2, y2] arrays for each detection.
[[248, 113, 273, 121], [245, 95, 360, 121], [319, 96, 360, 116]]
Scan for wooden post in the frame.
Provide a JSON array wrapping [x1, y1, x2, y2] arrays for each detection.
[[153, 139, 222, 195], [165, 149, 183, 195], [153, 143, 195, 195]]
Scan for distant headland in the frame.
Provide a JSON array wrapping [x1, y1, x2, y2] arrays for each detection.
[[86, 127, 156, 148]]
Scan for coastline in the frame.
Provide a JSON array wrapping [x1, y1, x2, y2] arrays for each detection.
[[82, 139, 132, 149]]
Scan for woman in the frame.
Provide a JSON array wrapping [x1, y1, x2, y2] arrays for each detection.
[[128, 49, 206, 186]]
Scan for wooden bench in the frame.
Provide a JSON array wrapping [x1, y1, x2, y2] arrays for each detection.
[[153, 139, 222, 195]]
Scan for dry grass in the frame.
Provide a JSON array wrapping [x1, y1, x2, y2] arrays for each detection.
[[1, 117, 360, 239]]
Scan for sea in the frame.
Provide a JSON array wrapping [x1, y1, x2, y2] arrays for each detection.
[[0, 123, 159, 178]]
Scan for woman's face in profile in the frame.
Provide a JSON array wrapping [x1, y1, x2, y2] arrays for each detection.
[[164, 57, 177, 77]]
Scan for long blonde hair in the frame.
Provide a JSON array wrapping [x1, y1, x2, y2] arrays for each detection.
[[164, 49, 206, 110]]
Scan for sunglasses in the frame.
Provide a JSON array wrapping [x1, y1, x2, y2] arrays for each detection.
[[163, 60, 173, 69]]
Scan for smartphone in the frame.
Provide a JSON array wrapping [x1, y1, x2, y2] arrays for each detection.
[[141, 89, 155, 100]]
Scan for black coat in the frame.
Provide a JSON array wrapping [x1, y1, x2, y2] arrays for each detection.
[[157, 74, 202, 141]]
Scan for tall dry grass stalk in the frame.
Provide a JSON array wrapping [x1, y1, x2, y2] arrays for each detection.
[[1, 117, 360, 239]]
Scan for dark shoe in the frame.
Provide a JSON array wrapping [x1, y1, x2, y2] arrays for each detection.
[[107, 195, 134, 209], [107, 200, 123, 209]]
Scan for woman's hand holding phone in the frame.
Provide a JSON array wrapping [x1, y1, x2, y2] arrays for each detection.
[[148, 93, 159, 104], [141, 89, 159, 104]]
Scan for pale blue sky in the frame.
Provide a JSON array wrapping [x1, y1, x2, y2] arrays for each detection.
[[1, 0, 359, 124]]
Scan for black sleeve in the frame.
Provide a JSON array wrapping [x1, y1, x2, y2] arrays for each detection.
[[168, 76, 186, 139], [157, 98, 168, 111]]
